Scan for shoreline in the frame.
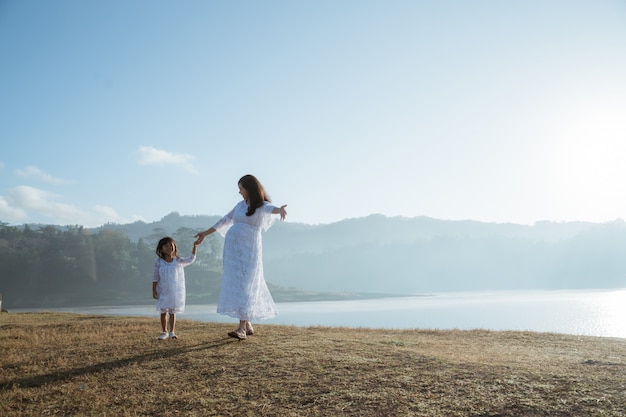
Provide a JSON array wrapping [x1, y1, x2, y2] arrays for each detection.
[[6, 289, 626, 339]]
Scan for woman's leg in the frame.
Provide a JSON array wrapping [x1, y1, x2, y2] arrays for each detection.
[[228, 320, 248, 340], [245, 320, 254, 335]]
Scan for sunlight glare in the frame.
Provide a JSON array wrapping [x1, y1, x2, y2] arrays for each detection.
[[545, 96, 626, 221]]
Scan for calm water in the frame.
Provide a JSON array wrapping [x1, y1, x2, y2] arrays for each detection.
[[15, 289, 626, 338]]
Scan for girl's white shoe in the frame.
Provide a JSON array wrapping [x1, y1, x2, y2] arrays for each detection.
[[157, 332, 169, 340]]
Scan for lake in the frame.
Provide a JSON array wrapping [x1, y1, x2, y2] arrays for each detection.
[[16, 288, 626, 339]]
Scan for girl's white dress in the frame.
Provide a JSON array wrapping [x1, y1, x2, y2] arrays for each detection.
[[213, 200, 278, 321], [153, 254, 196, 314]]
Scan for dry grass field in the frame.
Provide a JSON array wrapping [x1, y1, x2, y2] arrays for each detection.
[[1, 312, 625, 416]]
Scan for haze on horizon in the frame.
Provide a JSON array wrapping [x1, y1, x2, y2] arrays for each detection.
[[1, 1, 626, 228]]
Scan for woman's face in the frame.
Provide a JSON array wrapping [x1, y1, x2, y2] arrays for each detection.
[[238, 183, 249, 202]]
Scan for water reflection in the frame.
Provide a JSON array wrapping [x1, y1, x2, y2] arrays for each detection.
[[14, 289, 626, 338]]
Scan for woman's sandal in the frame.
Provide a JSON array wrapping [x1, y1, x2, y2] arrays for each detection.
[[228, 329, 247, 340], [245, 323, 254, 336]]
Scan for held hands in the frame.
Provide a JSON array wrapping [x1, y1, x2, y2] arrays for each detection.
[[194, 231, 208, 245], [194, 227, 215, 244], [191, 236, 203, 256]]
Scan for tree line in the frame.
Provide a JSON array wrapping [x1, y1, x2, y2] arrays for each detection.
[[4, 213, 626, 308], [0, 223, 223, 309]]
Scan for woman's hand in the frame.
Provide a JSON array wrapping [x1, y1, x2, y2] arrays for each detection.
[[277, 204, 288, 221]]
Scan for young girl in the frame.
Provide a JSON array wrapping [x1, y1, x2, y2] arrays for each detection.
[[195, 174, 287, 340], [152, 236, 200, 340]]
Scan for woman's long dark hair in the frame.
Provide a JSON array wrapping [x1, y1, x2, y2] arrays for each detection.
[[239, 174, 271, 216]]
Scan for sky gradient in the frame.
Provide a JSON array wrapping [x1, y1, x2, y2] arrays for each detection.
[[2, 1, 626, 227]]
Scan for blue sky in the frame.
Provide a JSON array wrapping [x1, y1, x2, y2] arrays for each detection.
[[1, 1, 626, 227]]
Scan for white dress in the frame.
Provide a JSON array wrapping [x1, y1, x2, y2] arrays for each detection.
[[213, 200, 278, 321], [153, 254, 196, 314]]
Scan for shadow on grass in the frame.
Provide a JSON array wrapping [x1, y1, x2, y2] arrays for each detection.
[[0, 337, 234, 390]]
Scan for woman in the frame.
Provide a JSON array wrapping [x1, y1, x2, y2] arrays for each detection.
[[195, 175, 287, 340]]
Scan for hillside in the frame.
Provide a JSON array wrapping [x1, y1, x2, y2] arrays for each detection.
[[5, 212, 625, 309], [96, 213, 626, 293]]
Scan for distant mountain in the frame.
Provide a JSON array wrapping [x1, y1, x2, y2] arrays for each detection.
[[93, 213, 626, 294], [92, 212, 222, 242]]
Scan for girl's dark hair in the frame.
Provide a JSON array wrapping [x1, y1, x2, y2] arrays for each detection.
[[156, 237, 178, 259], [239, 174, 271, 216]]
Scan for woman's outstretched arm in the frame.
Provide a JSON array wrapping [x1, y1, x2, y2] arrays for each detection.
[[272, 204, 288, 221]]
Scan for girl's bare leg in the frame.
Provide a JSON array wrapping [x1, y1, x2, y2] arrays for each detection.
[[169, 313, 176, 333], [157, 313, 169, 339], [160, 313, 167, 332]]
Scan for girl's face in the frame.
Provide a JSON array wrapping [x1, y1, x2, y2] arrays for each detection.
[[238, 183, 249, 202], [161, 241, 175, 256]]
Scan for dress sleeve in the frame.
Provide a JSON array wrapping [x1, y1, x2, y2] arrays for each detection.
[[259, 202, 277, 232], [177, 253, 196, 267], [152, 259, 160, 282], [211, 207, 235, 237]]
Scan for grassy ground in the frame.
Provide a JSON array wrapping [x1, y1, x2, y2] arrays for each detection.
[[1, 312, 625, 416]]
